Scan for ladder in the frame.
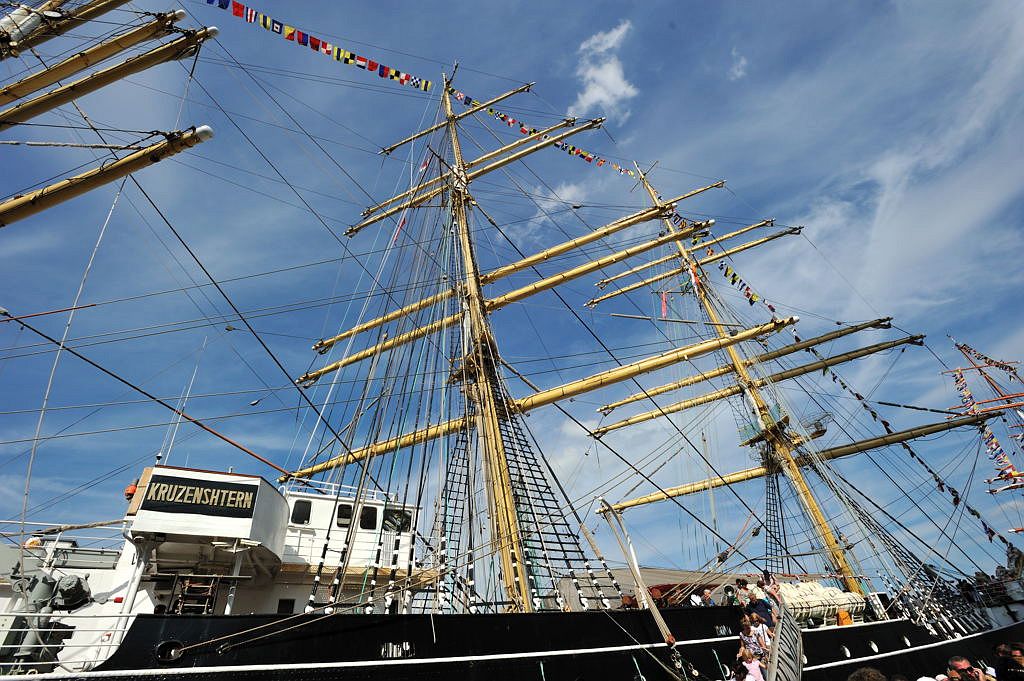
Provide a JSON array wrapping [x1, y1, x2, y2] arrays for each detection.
[[493, 393, 604, 610], [171, 574, 222, 615], [431, 427, 478, 611], [764, 471, 787, 577]]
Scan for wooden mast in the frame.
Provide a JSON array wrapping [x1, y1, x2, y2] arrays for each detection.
[[0, 25, 217, 130], [633, 165, 864, 594], [0, 10, 185, 104], [0, 126, 213, 227], [604, 412, 998, 510], [441, 76, 532, 612], [0, 0, 132, 59], [287, 316, 796, 478]]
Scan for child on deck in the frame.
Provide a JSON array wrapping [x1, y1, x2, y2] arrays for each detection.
[[740, 649, 767, 681]]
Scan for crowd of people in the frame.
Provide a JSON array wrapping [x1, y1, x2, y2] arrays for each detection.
[[729, 578, 781, 681], [842, 642, 1024, 681], [712, 576, 1024, 681]]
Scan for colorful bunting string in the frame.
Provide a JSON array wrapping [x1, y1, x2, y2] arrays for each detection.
[[664, 224, 1012, 543], [447, 89, 638, 178], [205, 0, 433, 92], [712, 255, 777, 314], [952, 368, 1020, 486], [793, 333, 1013, 545], [953, 340, 1022, 383]]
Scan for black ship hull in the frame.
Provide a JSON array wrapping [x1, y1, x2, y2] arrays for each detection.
[[20, 607, 1024, 680]]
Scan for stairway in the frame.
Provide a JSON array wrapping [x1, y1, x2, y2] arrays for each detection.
[[171, 574, 222, 615]]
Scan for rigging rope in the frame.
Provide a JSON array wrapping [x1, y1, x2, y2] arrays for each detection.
[[18, 178, 123, 577]]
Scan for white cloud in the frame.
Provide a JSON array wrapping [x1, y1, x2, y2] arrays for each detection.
[[728, 47, 748, 81], [507, 181, 589, 245], [569, 20, 639, 122]]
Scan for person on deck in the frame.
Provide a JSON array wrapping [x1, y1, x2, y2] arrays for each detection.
[[995, 643, 1024, 679], [701, 588, 716, 606], [736, 578, 752, 606], [749, 613, 773, 647], [737, 619, 767, 661], [846, 668, 887, 681], [739, 648, 766, 681], [946, 656, 995, 681], [748, 592, 776, 628]]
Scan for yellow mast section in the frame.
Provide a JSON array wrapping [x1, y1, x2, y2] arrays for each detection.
[[0, 10, 185, 104], [631, 166, 864, 594], [586, 226, 801, 308], [598, 317, 893, 414], [378, 81, 535, 156], [596, 219, 771, 289], [347, 119, 604, 236], [592, 335, 924, 434], [604, 412, 997, 511], [1, 0, 132, 59], [0, 127, 213, 228], [0, 26, 218, 130], [441, 79, 532, 612], [364, 118, 576, 219], [288, 317, 792, 479], [298, 224, 705, 384], [0, 0, 134, 58], [313, 186, 720, 355]]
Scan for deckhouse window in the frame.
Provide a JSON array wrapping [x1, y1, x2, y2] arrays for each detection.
[[360, 506, 378, 530], [383, 509, 412, 532], [336, 504, 353, 527], [290, 499, 311, 525]]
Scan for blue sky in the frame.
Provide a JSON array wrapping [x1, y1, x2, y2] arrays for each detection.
[[0, 0, 1022, 580]]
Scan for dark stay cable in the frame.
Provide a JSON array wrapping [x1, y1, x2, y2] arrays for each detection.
[[1, 312, 289, 475]]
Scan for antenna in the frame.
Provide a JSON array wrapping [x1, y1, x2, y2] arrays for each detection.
[[162, 336, 208, 465]]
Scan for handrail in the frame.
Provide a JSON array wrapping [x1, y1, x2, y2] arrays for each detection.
[[765, 593, 803, 681], [279, 478, 400, 503]]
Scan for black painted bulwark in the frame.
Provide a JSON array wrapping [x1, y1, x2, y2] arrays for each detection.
[[40, 607, 1017, 680]]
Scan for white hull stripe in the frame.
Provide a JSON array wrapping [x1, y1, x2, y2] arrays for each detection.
[[805, 619, 1023, 671], [30, 642, 677, 678]]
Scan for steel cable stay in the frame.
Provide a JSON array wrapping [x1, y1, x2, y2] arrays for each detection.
[[688, 270, 1007, 573], [16, 177, 123, 573], [467, 205, 811, 578], [4, 40, 381, 487], [761, 341, 1010, 570]]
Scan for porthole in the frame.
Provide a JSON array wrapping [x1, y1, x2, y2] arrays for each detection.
[[902, 636, 911, 647], [802, 654, 808, 665], [841, 645, 851, 658], [154, 640, 184, 663], [869, 640, 878, 653]]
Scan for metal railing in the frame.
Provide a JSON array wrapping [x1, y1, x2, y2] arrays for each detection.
[[279, 479, 397, 502], [971, 576, 1024, 607], [0, 519, 125, 548]]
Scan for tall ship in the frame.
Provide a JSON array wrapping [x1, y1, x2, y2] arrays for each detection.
[[0, 2, 1021, 679]]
